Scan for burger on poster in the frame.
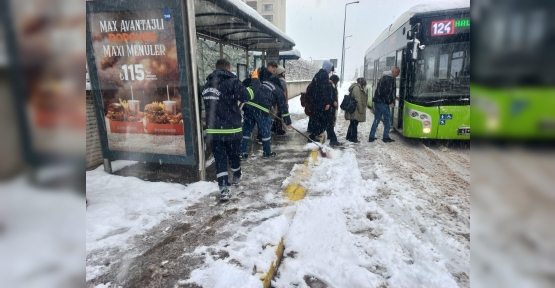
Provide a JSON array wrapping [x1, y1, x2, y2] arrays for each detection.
[[144, 102, 182, 124], [106, 103, 125, 121], [105, 100, 144, 122]]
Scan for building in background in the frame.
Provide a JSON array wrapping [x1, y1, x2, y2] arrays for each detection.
[[243, 0, 286, 32]]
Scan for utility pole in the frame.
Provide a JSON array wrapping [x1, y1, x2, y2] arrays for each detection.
[[340, 1, 359, 86]]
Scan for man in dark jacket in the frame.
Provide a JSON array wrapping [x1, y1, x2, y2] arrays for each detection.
[[369, 67, 400, 143], [241, 66, 292, 158], [308, 60, 343, 147], [203, 59, 252, 201]]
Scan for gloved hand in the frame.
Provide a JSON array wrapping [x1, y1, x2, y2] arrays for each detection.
[[283, 115, 292, 126], [251, 68, 259, 79]]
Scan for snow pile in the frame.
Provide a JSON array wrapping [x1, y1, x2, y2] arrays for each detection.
[[285, 58, 320, 81], [183, 213, 291, 288], [86, 162, 217, 281], [274, 149, 460, 287]]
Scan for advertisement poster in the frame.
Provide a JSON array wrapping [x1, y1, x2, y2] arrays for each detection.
[[88, 8, 186, 155], [8, 0, 86, 159]]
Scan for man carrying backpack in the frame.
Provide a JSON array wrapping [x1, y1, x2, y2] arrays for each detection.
[[369, 67, 399, 143], [202, 59, 252, 201], [241, 66, 292, 158], [308, 60, 343, 147]]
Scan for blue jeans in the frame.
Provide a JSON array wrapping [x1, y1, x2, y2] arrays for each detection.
[[369, 103, 391, 139], [242, 108, 272, 154]]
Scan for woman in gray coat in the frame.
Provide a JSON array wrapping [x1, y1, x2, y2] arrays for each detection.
[[345, 78, 368, 143]]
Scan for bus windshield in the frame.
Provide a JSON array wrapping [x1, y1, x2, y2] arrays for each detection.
[[414, 42, 470, 99]]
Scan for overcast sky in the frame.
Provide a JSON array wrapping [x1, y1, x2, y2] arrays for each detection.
[[286, 0, 452, 79]]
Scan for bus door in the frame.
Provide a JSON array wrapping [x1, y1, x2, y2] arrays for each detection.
[[369, 59, 379, 108], [392, 49, 403, 129]]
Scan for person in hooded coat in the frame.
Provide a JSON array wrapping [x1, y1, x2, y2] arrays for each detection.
[[202, 59, 252, 201], [241, 66, 292, 158], [345, 78, 368, 143], [308, 60, 343, 147]]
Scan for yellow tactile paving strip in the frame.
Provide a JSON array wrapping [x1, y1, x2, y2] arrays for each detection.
[[259, 145, 322, 287], [283, 149, 318, 201]]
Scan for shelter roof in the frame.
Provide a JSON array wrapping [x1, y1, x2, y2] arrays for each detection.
[[195, 0, 295, 51]]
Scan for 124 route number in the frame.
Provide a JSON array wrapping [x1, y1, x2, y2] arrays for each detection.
[[431, 20, 455, 36]]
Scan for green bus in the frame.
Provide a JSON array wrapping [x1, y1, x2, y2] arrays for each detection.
[[364, 4, 470, 139], [472, 2, 555, 140]]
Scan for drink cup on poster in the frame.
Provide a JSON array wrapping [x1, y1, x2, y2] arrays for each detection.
[[128, 100, 140, 115], [163, 101, 176, 115]]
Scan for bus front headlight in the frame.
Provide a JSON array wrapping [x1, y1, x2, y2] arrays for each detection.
[[406, 107, 432, 135]]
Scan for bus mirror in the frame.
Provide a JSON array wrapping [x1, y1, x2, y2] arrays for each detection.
[[407, 38, 421, 61], [406, 23, 420, 40]]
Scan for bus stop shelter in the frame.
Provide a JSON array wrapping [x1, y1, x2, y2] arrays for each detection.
[[194, 0, 295, 71], [85, 0, 296, 181], [192, 0, 296, 179]]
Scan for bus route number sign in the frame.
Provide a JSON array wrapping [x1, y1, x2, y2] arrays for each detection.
[[431, 20, 455, 36]]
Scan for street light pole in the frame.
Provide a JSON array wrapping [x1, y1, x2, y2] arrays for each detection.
[[340, 1, 359, 86], [341, 35, 352, 84]]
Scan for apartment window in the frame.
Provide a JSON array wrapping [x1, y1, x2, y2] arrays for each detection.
[[262, 4, 273, 12], [246, 1, 257, 10], [262, 14, 273, 22]]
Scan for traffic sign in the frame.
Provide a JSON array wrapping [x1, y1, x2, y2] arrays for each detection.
[[440, 114, 453, 120]]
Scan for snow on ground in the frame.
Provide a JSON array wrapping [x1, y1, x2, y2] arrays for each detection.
[[275, 147, 462, 287], [86, 81, 469, 287], [183, 212, 291, 287], [86, 164, 216, 281], [273, 82, 469, 287], [179, 82, 469, 287], [0, 178, 83, 288]]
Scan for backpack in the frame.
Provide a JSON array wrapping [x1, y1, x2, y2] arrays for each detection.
[[340, 91, 357, 114], [300, 83, 314, 116]]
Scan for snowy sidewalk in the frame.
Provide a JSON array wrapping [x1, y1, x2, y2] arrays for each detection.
[[86, 83, 469, 288], [86, 96, 320, 287]]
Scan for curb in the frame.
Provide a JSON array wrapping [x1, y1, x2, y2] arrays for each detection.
[[259, 238, 285, 288], [259, 147, 320, 287], [283, 149, 317, 201]]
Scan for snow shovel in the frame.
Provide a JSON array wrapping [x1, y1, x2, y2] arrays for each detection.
[[269, 111, 327, 158]]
